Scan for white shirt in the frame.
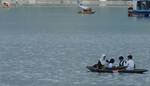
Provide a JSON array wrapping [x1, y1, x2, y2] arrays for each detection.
[[126, 59, 135, 70], [108, 63, 113, 68]]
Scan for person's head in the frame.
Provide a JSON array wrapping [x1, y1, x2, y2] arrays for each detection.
[[109, 58, 115, 63], [79, 3, 83, 6], [101, 54, 106, 60], [127, 55, 133, 60], [119, 56, 124, 61]]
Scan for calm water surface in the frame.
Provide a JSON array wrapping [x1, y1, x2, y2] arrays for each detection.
[[0, 6, 150, 86]]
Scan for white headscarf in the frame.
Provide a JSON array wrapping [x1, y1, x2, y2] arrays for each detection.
[[99, 54, 106, 65]]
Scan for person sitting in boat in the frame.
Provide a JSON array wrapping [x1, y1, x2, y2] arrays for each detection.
[[118, 56, 126, 67], [99, 54, 108, 65], [141, 1, 146, 10], [107, 58, 115, 69], [93, 54, 108, 69], [125, 55, 135, 70]]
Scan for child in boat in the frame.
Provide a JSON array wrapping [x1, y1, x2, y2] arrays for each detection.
[[107, 58, 115, 69], [118, 56, 126, 67], [126, 55, 135, 70]]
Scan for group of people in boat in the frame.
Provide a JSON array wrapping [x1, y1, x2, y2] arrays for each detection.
[[137, 1, 150, 10], [93, 54, 135, 70]]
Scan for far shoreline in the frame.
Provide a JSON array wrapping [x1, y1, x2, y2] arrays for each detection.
[[0, 1, 130, 8]]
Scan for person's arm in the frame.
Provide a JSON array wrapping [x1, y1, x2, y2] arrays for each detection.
[[106, 59, 109, 63], [134, 64, 136, 68]]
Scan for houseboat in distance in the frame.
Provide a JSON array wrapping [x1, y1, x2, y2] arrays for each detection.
[[128, 0, 150, 17]]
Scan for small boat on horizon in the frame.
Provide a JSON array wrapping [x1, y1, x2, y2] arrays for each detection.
[[78, 3, 96, 14]]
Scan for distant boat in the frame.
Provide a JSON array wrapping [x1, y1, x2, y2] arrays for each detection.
[[1, 1, 10, 8], [128, 0, 150, 17], [78, 3, 96, 14]]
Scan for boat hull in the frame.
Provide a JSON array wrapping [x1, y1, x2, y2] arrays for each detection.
[[78, 11, 95, 14], [87, 66, 148, 74]]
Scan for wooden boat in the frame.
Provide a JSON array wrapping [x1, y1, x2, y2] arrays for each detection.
[[78, 10, 96, 14], [78, 3, 96, 14], [87, 66, 148, 74]]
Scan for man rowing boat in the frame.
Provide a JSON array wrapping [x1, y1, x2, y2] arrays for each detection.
[[93, 54, 108, 69]]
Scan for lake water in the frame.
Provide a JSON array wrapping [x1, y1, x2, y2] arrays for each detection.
[[0, 6, 150, 86]]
